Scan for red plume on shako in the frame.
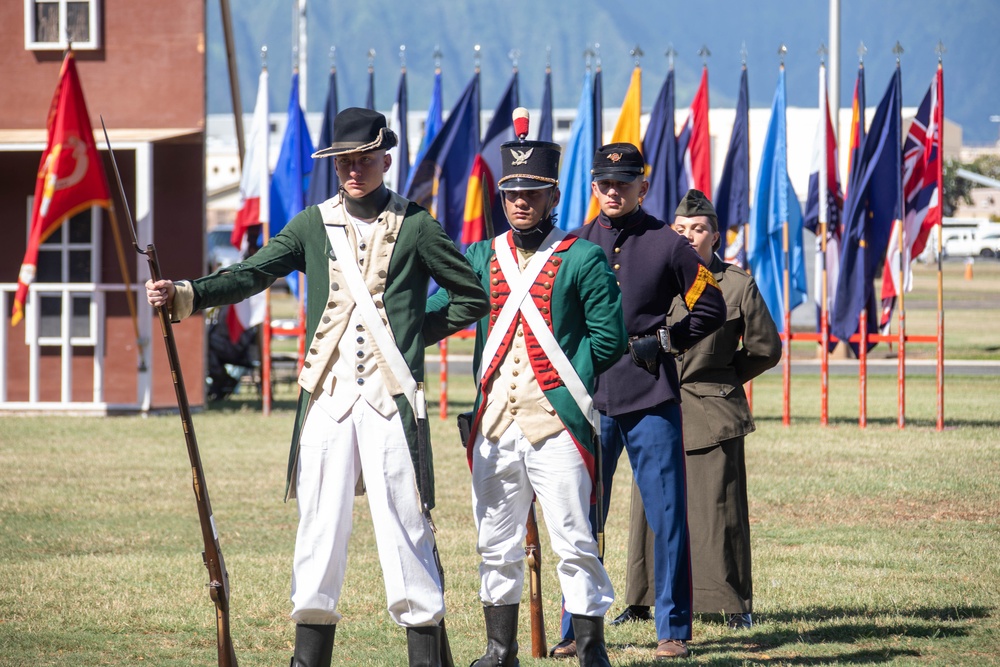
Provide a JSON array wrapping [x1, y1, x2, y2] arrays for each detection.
[[513, 107, 530, 141]]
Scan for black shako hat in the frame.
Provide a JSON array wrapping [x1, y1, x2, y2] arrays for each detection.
[[498, 140, 562, 191], [591, 142, 645, 183], [312, 107, 398, 158]]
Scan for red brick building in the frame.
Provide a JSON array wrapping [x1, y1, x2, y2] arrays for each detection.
[[0, 0, 207, 412]]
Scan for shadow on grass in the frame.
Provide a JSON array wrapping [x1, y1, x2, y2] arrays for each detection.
[[756, 414, 1000, 429], [609, 605, 991, 665]]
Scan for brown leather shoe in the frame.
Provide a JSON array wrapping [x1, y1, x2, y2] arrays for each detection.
[[549, 638, 577, 658], [655, 639, 690, 659]]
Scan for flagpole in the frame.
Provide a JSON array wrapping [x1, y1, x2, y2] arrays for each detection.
[[818, 52, 830, 427], [934, 49, 945, 431], [893, 45, 906, 429], [107, 206, 148, 373], [260, 49, 273, 417], [858, 306, 867, 428], [778, 54, 792, 427]]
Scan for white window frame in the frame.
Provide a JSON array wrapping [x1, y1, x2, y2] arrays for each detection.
[[25, 198, 102, 347], [24, 0, 102, 51]]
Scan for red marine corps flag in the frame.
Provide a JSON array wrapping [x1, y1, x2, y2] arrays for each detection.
[[12, 52, 110, 326]]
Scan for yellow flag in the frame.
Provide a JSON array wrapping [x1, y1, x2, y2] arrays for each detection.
[[586, 66, 642, 222]]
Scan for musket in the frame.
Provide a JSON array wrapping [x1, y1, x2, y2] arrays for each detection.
[[482, 167, 548, 656], [101, 118, 238, 667]]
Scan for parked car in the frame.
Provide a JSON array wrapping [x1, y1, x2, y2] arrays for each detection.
[[207, 223, 241, 271], [943, 231, 1000, 259]]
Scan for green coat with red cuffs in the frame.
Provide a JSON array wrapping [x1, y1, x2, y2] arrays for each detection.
[[427, 230, 627, 476]]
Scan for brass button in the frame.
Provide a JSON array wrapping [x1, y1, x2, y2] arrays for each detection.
[[512, 370, 519, 377], [303, 361, 312, 368], [309, 348, 318, 355], [385, 235, 395, 243], [510, 383, 517, 390], [491, 255, 497, 262], [491, 266, 499, 273], [378, 270, 387, 278], [543, 282, 551, 289], [316, 332, 325, 339], [541, 307, 549, 314], [492, 303, 500, 311], [511, 408, 518, 415], [546, 270, 555, 277], [542, 294, 550, 302], [490, 314, 498, 322], [375, 301, 384, 309], [614, 247, 621, 253], [491, 291, 499, 298], [509, 396, 517, 403], [517, 330, 524, 337], [491, 278, 499, 285], [327, 301, 335, 308], [613, 263, 620, 270], [514, 357, 520, 364], [552, 258, 561, 265]]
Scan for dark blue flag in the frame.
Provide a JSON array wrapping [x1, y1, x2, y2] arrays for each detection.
[[405, 72, 480, 241], [642, 68, 678, 224], [714, 67, 750, 268], [406, 69, 443, 194], [538, 67, 554, 143], [307, 67, 339, 206], [831, 67, 902, 349], [592, 66, 603, 152]]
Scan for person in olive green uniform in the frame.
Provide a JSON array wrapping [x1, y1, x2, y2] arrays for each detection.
[[616, 190, 780, 630], [146, 108, 489, 667]]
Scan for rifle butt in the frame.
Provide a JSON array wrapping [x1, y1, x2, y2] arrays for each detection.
[[525, 505, 547, 658]]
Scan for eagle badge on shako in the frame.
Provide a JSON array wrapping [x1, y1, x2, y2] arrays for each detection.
[[510, 148, 534, 166]]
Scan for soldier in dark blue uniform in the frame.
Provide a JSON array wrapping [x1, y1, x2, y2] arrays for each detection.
[[554, 142, 726, 660]]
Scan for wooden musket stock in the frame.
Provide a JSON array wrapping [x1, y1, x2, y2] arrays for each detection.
[[525, 502, 547, 658]]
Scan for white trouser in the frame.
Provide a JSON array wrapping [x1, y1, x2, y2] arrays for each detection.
[[290, 398, 445, 627], [471, 422, 614, 617]]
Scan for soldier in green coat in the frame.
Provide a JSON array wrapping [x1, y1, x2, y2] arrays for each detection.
[[146, 108, 489, 667]]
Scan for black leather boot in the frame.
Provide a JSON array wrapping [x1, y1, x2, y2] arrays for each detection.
[[470, 603, 520, 667], [289, 623, 335, 667], [571, 615, 611, 667], [406, 625, 442, 667]]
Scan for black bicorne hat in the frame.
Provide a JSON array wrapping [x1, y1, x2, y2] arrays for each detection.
[[312, 107, 398, 158]]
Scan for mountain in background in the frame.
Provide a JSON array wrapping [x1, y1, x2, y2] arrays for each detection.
[[206, 0, 1000, 145]]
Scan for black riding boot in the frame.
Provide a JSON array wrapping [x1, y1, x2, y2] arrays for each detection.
[[406, 625, 442, 667], [571, 615, 611, 667], [290, 623, 335, 667], [470, 603, 520, 667]]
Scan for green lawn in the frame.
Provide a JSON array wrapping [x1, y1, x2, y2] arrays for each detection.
[[1, 368, 998, 665]]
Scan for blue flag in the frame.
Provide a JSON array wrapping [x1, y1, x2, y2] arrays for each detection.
[[405, 72, 480, 241], [307, 68, 339, 206], [555, 70, 594, 230], [270, 72, 314, 298], [405, 70, 443, 195], [538, 67, 554, 143], [475, 72, 519, 238], [642, 68, 678, 224], [388, 69, 410, 192], [749, 67, 807, 332], [715, 67, 750, 268], [831, 67, 902, 349]]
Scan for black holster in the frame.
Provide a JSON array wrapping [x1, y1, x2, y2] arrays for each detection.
[[628, 335, 662, 375], [457, 411, 474, 448]]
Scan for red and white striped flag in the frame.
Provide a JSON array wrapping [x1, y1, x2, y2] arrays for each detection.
[[677, 66, 711, 196], [231, 67, 270, 251]]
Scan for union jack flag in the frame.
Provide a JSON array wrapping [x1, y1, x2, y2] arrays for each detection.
[[879, 65, 944, 332]]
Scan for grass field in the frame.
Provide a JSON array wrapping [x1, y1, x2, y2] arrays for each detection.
[[2, 259, 999, 666]]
